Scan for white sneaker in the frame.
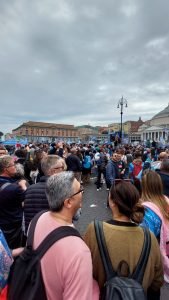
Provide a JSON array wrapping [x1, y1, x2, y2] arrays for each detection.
[[97, 188, 99, 191]]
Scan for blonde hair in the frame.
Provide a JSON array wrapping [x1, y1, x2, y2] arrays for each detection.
[[141, 170, 169, 220], [0, 155, 13, 174]]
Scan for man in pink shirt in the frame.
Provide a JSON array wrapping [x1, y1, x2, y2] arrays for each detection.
[[33, 171, 99, 300]]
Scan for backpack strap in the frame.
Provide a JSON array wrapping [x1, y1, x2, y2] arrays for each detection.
[[34, 226, 82, 260], [94, 220, 151, 285], [26, 211, 83, 261], [94, 220, 116, 280], [132, 227, 151, 284], [27, 210, 48, 247]]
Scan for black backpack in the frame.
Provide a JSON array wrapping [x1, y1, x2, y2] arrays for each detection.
[[7, 211, 82, 300], [94, 220, 151, 300]]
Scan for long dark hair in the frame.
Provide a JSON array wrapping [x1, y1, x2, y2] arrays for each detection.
[[109, 181, 144, 223]]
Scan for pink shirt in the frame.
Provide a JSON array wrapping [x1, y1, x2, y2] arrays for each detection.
[[33, 212, 99, 300]]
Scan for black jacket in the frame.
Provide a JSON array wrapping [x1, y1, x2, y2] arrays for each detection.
[[156, 171, 169, 197], [66, 154, 82, 172], [24, 176, 49, 233], [0, 176, 25, 248]]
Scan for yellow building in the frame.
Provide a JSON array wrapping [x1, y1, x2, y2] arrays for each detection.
[[108, 121, 130, 134]]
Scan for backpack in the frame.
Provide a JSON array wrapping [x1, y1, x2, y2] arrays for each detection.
[[96, 153, 108, 170], [7, 211, 82, 300], [94, 220, 151, 300], [132, 161, 143, 179], [83, 155, 91, 169]]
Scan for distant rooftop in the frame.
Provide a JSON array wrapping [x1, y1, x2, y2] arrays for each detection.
[[13, 121, 75, 131]]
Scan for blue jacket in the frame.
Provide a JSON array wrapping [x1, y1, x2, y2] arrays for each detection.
[[106, 160, 120, 187], [140, 207, 161, 240]]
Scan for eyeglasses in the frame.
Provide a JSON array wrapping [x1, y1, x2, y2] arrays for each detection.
[[53, 166, 64, 171], [70, 187, 84, 198], [6, 164, 16, 168]]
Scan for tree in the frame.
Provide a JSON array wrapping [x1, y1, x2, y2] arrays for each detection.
[[0, 132, 3, 137]]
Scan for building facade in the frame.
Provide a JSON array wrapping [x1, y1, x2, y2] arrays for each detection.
[[141, 125, 168, 143], [77, 125, 109, 143], [12, 121, 79, 143], [150, 104, 169, 127], [140, 105, 169, 144], [108, 118, 143, 136]]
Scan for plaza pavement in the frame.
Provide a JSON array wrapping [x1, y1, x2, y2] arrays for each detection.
[[75, 177, 112, 235]]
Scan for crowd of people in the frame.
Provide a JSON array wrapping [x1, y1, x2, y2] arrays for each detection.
[[0, 141, 169, 299]]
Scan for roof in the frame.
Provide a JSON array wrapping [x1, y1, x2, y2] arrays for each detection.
[[143, 125, 164, 131], [152, 104, 169, 119], [13, 121, 76, 131]]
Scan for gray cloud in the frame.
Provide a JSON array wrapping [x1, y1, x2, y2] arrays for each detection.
[[0, 0, 169, 133]]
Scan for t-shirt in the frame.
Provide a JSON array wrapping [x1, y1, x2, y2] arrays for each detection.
[[33, 212, 99, 300]]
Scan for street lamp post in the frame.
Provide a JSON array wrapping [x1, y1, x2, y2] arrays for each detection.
[[117, 96, 128, 142]]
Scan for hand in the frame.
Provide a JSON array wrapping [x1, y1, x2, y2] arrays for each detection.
[[12, 247, 24, 257], [18, 179, 27, 191]]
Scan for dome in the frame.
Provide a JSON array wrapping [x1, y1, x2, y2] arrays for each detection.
[[152, 104, 169, 119], [150, 104, 169, 127]]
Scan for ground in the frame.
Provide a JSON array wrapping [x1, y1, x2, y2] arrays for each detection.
[[75, 177, 111, 235]]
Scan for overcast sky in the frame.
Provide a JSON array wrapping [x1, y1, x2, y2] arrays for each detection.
[[1, 0, 169, 134]]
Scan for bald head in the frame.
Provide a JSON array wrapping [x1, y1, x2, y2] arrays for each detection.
[[159, 152, 168, 160]]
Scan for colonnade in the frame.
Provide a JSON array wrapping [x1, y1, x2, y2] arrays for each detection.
[[142, 130, 167, 141]]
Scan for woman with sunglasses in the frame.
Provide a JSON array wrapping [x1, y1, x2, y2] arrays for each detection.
[[140, 170, 169, 300], [84, 180, 163, 299]]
